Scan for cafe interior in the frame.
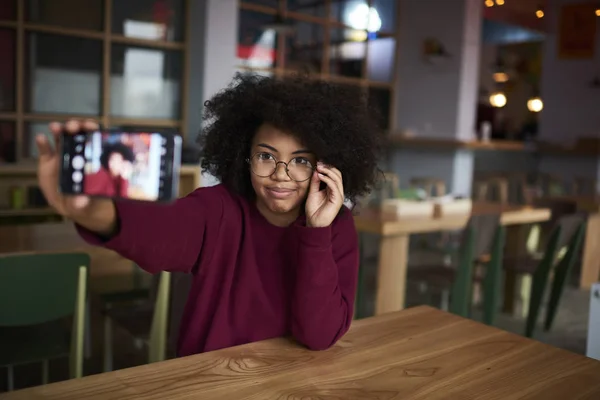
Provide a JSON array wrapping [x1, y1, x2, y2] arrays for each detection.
[[1, 0, 600, 397]]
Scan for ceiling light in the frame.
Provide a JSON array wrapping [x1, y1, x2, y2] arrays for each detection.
[[527, 97, 543, 112], [489, 92, 507, 108]]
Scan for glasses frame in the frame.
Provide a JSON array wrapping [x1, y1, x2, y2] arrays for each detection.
[[246, 152, 315, 182]]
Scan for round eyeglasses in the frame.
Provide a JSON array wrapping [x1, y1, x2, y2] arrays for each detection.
[[247, 152, 314, 182]]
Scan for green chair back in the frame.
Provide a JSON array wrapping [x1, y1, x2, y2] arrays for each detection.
[[0, 253, 90, 327], [524, 225, 562, 338], [482, 225, 506, 326], [544, 220, 586, 331], [449, 225, 476, 317]]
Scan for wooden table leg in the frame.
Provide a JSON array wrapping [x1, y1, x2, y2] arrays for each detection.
[[375, 234, 409, 315], [580, 214, 600, 289]]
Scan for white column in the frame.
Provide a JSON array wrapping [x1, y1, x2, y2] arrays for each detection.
[[186, 0, 238, 187], [390, 0, 482, 196]]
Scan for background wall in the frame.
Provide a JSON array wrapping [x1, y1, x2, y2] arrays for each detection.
[[539, 0, 600, 145]]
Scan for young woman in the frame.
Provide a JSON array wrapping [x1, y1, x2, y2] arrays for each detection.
[[84, 142, 134, 198], [36, 74, 382, 357]]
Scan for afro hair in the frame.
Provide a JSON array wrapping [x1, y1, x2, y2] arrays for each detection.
[[100, 142, 135, 170], [198, 73, 384, 205]]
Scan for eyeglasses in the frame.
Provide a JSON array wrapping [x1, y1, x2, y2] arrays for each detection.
[[247, 152, 315, 182]]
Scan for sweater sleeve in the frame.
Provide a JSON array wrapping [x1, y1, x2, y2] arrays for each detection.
[[76, 185, 225, 274], [290, 208, 359, 350]]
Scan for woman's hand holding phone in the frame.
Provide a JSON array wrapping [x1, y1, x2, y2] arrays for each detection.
[[36, 120, 118, 237]]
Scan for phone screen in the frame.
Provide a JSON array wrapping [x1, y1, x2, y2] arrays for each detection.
[[60, 130, 182, 202]]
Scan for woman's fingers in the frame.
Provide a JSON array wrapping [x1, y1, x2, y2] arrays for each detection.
[[35, 134, 53, 158], [82, 119, 99, 132], [316, 172, 342, 203], [316, 164, 344, 198], [65, 120, 81, 134]]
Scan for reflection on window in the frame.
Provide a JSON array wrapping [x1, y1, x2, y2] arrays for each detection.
[[238, 10, 278, 69], [0, 29, 15, 112], [368, 87, 391, 130], [110, 44, 182, 119], [112, 0, 184, 42], [26, 33, 102, 115], [27, 0, 103, 30], [330, 28, 366, 78], [285, 21, 324, 73], [372, 0, 395, 33], [0, 122, 16, 163], [367, 37, 395, 82], [286, 0, 326, 17], [24, 122, 52, 159], [242, 0, 278, 8], [0, 0, 16, 20]]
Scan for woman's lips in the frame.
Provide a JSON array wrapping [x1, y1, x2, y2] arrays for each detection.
[[266, 187, 295, 199]]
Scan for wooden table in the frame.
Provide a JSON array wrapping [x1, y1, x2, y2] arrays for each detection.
[[354, 202, 551, 315], [3, 306, 599, 400]]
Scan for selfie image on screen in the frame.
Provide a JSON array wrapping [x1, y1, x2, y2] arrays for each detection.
[[83, 131, 164, 201]]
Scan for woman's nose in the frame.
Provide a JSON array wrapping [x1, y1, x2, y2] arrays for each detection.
[[272, 162, 291, 181]]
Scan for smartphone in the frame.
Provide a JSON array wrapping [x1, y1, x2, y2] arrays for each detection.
[[60, 130, 182, 202]]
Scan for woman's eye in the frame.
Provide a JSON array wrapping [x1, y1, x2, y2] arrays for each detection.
[[257, 152, 274, 161], [293, 157, 312, 166]]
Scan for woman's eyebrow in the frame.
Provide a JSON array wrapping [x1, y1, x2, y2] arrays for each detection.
[[292, 149, 311, 155], [257, 143, 278, 152]]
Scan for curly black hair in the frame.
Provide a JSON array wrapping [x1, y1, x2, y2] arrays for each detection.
[[100, 142, 135, 170], [198, 73, 383, 205]]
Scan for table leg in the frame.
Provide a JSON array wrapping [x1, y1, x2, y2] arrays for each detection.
[[374, 234, 409, 315], [580, 214, 600, 290]]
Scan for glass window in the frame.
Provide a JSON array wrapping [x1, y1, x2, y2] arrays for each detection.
[[112, 0, 185, 42], [368, 86, 391, 130], [24, 121, 52, 159], [242, 0, 279, 8], [25, 33, 103, 115], [234, 68, 274, 79], [26, 0, 104, 31], [0, 121, 16, 163], [0, 0, 16, 20], [367, 36, 395, 83], [0, 29, 16, 112], [285, 20, 324, 73], [330, 28, 366, 79], [110, 44, 183, 120], [238, 9, 279, 69], [372, 0, 395, 33], [286, 0, 326, 17]]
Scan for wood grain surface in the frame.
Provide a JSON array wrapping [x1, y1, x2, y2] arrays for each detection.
[[354, 202, 551, 236], [3, 306, 599, 400]]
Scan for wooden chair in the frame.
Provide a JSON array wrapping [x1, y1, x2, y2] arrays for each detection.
[[410, 177, 446, 197], [406, 214, 505, 322], [504, 214, 586, 338], [473, 174, 510, 203], [0, 253, 88, 390], [102, 270, 172, 371], [572, 177, 596, 196]]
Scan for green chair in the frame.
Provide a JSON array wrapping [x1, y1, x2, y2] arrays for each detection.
[[0, 253, 88, 391], [521, 215, 586, 338], [406, 214, 503, 322], [102, 270, 172, 371]]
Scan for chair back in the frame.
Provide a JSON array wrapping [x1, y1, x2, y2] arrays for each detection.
[[469, 214, 501, 260], [167, 272, 193, 358], [450, 214, 501, 318], [0, 252, 90, 327]]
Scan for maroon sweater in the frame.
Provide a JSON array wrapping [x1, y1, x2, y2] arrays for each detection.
[[77, 184, 359, 356]]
